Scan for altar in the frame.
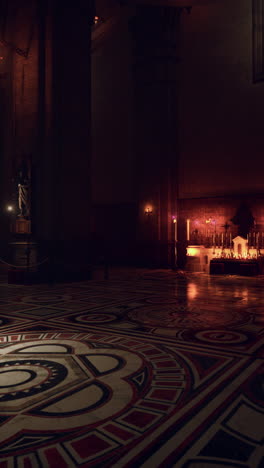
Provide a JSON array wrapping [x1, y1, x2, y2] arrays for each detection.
[[209, 257, 263, 276], [186, 236, 264, 276], [209, 235, 264, 275]]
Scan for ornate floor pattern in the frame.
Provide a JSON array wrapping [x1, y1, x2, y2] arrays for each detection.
[[0, 268, 263, 467]]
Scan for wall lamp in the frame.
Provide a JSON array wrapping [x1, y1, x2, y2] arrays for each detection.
[[93, 16, 104, 25], [145, 207, 153, 216]]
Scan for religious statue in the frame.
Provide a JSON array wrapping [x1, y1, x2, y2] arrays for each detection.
[[230, 203, 254, 238], [17, 158, 30, 218]]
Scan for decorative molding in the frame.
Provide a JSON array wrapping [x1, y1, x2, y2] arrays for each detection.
[[252, 0, 264, 82]]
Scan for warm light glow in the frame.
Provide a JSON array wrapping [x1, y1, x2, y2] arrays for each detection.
[[187, 246, 200, 256], [187, 282, 198, 300], [205, 218, 216, 225], [145, 206, 153, 215], [213, 249, 258, 260], [241, 289, 249, 301], [172, 216, 177, 224], [94, 16, 99, 24], [7, 205, 13, 212], [187, 219, 190, 241]]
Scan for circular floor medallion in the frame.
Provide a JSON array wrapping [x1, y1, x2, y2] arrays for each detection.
[[0, 359, 67, 401], [0, 369, 35, 388], [0, 335, 187, 464], [128, 304, 250, 329], [195, 330, 248, 344], [74, 313, 118, 323], [20, 294, 72, 303]]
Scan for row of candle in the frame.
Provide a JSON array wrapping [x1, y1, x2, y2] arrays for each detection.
[[182, 220, 264, 247], [247, 232, 262, 245], [214, 252, 258, 259], [189, 232, 264, 248]]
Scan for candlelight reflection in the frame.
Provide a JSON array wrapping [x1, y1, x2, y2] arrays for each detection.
[[187, 282, 198, 300]]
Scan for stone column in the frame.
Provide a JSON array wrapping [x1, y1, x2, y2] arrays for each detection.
[[35, 0, 95, 279], [131, 5, 182, 267]]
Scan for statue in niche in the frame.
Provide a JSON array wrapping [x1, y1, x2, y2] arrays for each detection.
[[17, 158, 30, 218], [230, 203, 255, 238]]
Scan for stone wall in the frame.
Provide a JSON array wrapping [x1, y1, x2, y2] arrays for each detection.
[[178, 0, 264, 198]]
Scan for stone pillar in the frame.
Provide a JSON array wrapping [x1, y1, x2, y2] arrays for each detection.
[[35, 0, 95, 279], [131, 5, 182, 267]]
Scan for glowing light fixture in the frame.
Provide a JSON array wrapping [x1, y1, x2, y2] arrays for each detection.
[[186, 219, 190, 241], [172, 215, 177, 267], [187, 246, 200, 257], [145, 207, 153, 216], [6, 205, 13, 212], [93, 16, 104, 26]]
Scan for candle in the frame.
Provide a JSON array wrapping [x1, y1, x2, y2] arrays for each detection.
[[187, 219, 190, 241]]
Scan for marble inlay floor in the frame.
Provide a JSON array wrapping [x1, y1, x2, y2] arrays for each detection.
[[0, 268, 263, 467]]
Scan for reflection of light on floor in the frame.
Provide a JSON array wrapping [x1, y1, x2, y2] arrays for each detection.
[[233, 287, 249, 302], [241, 288, 249, 302], [233, 288, 241, 298], [187, 283, 198, 300]]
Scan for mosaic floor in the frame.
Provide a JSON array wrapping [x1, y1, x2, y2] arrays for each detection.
[[0, 267, 263, 467]]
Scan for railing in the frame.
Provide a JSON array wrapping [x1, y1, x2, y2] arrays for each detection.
[[0, 239, 110, 284], [188, 232, 264, 249]]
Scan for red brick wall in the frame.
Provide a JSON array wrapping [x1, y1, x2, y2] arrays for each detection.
[[179, 195, 264, 241]]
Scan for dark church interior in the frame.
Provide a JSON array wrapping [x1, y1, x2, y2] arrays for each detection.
[[0, 0, 263, 466]]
